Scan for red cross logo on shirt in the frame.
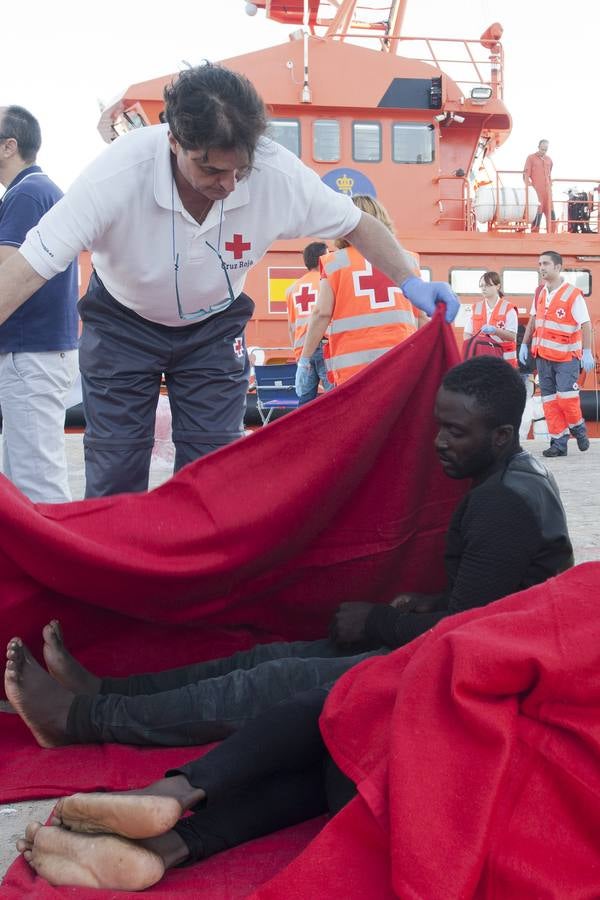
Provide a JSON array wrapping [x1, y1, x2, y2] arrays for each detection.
[[353, 261, 397, 309], [233, 337, 244, 358], [294, 284, 317, 315], [556, 307, 566, 319], [225, 234, 252, 260], [496, 319, 505, 328]]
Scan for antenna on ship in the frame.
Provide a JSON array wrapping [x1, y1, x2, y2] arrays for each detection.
[[301, 0, 312, 102]]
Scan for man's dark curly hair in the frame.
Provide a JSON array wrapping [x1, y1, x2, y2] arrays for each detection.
[[442, 357, 526, 432], [164, 62, 267, 162]]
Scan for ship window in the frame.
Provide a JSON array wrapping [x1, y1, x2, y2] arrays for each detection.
[[502, 270, 539, 295], [392, 123, 434, 164], [449, 269, 487, 294], [268, 119, 301, 157], [313, 120, 340, 162], [562, 269, 591, 296], [352, 122, 381, 162]]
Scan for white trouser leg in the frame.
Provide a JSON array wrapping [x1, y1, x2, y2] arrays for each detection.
[[0, 350, 78, 503]]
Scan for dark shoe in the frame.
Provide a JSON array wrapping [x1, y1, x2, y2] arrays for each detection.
[[575, 433, 590, 452], [543, 445, 567, 458]]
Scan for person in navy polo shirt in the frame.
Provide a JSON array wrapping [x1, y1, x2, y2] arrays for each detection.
[[0, 106, 78, 502]]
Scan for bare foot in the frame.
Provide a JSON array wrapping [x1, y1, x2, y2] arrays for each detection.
[[42, 620, 101, 695], [53, 793, 184, 839], [5, 638, 74, 748], [17, 821, 165, 890]]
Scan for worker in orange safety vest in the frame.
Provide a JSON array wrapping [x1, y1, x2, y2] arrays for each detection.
[[296, 195, 423, 391], [286, 241, 333, 405], [520, 250, 595, 457], [523, 140, 556, 234], [463, 271, 518, 368]]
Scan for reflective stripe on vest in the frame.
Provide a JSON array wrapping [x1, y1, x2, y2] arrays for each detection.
[[326, 347, 390, 372], [532, 282, 583, 361], [329, 309, 416, 334]]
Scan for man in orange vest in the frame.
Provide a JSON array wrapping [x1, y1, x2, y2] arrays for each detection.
[[296, 195, 421, 391], [286, 242, 333, 405], [523, 140, 556, 234], [520, 251, 594, 457]]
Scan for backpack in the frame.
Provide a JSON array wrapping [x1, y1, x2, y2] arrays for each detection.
[[462, 331, 504, 361]]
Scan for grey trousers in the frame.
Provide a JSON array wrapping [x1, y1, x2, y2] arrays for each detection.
[[67, 638, 382, 746], [79, 273, 253, 497]]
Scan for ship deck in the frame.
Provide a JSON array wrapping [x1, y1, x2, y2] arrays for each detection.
[[1, 436, 600, 878]]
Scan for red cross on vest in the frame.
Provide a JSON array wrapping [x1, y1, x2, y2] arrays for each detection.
[[233, 337, 244, 358], [353, 261, 396, 308], [225, 234, 252, 260], [294, 284, 317, 314]]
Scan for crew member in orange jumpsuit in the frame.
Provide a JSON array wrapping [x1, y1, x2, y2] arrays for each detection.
[[523, 140, 555, 233], [296, 195, 423, 391]]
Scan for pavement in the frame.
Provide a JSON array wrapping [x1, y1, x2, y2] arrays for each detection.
[[1, 436, 600, 880]]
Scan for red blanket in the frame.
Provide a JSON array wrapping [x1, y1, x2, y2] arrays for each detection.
[[0, 311, 462, 683], [254, 563, 600, 899], [1, 312, 465, 896]]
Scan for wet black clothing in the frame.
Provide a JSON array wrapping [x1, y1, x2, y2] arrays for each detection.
[[366, 451, 573, 648]]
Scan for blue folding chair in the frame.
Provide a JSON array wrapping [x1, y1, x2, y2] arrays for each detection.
[[253, 363, 299, 424]]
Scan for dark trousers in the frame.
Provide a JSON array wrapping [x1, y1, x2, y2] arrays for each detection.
[[66, 638, 378, 746], [169, 688, 356, 862], [79, 273, 254, 497]]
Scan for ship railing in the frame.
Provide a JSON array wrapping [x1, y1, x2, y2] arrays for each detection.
[[329, 32, 504, 99], [435, 174, 473, 231], [480, 171, 600, 235]]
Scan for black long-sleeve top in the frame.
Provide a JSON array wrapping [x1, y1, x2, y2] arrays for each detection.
[[365, 451, 573, 649]]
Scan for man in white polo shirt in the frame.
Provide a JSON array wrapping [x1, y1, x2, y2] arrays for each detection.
[[0, 63, 459, 497], [520, 250, 594, 457]]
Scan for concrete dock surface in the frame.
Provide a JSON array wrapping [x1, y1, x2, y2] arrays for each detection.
[[1, 436, 600, 879]]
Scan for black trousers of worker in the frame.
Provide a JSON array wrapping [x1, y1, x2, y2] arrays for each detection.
[[168, 688, 357, 863], [79, 273, 253, 497]]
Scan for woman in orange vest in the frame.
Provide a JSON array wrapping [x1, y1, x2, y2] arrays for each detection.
[[296, 195, 422, 390], [463, 271, 518, 367]]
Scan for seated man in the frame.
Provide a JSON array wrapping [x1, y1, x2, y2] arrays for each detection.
[[5, 357, 574, 749], [16, 569, 597, 893]]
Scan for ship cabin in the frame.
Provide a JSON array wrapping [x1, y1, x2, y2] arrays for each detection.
[[94, 0, 600, 427]]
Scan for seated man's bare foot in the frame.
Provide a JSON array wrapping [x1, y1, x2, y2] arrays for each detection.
[[52, 792, 185, 840], [42, 620, 101, 695], [5, 638, 74, 748], [17, 821, 167, 890]]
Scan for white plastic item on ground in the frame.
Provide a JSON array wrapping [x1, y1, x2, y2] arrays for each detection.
[[531, 394, 549, 440], [474, 185, 539, 224], [519, 376, 535, 441], [151, 393, 175, 469]]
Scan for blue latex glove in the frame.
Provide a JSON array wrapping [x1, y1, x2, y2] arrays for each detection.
[[400, 277, 460, 323], [481, 324, 496, 334], [582, 348, 595, 373], [518, 343, 529, 367], [295, 357, 312, 396]]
